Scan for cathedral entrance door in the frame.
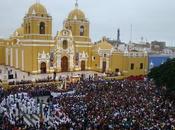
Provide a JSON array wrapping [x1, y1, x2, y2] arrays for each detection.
[[61, 56, 68, 72], [102, 61, 106, 73], [81, 60, 86, 71], [40, 62, 47, 74]]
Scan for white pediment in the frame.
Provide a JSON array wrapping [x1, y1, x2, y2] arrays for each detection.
[[38, 50, 50, 61], [74, 15, 77, 20], [32, 9, 36, 15], [15, 31, 18, 36], [79, 51, 88, 60]]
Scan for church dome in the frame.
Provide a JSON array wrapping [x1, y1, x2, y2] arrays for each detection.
[[13, 26, 24, 37], [68, 8, 86, 20], [28, 3, 47, 15]]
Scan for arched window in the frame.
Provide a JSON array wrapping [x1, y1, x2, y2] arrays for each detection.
[[28, 24, 31, 34], [63, 40, 68, 49], [80, 26, 84, 36], [69, 26, 72, 31], [40, 22, 45, 34], [140, 63, 143, 69], [25, 24, 28, 34], [131, 63, 134, 70]]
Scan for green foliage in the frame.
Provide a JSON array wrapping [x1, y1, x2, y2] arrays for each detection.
[[148, 58, 175, 91]]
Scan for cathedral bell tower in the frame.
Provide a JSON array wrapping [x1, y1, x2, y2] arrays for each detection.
[[23, 2, 52, 40], [64, 1, 90, 42]]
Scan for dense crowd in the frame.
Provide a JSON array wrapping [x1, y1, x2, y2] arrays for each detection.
[[8, 76, 54, 86], [0, 77, 175, 130], [9, 80, 33, 86], [53, 79, 175, 129], [4, 80, 70, 98], [0, 84, 5, 103], [0, 93, 71, 130]]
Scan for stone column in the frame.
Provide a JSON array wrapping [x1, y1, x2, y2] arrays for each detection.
[[46, 60, 49, 72], [57, 54, 61, 72], [38, 60, 41, 73], [16, 49, 18, 68], [85, 59, 88, 70], [100, 57, 103, 70], [22, 49, 24, 71], [6, 48, 8, 65], [106, 58, 109, 71], [10, 48, 13, 66], [69, 54, 74, 71]]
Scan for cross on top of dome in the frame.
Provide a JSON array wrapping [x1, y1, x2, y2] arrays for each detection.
[[75, 0, 78, 8]]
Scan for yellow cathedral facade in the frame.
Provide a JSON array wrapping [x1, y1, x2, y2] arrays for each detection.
[[0, 2, 148, 77]]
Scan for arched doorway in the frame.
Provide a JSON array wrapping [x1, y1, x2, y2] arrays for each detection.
[[40, 62, 47, 74], [61, 56, 68, 72], [81, 60, 86, 71], [102, 61, 106, 73]]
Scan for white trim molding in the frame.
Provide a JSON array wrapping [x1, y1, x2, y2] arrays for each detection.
[[75, 45, 92, 48], [22, 49, 24, 70], [16, 49, 18, 68], [19, 39, 55, 43], [6, 48, 8, 65], [21, 44, 55, 47], [10, 48, 13, 66], [38, 51, 50, 73]]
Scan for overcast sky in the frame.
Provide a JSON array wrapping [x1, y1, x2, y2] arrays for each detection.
[[0, 0, 175, 46]]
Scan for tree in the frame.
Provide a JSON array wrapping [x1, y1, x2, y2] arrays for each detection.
[[148, 58, 175, 92]]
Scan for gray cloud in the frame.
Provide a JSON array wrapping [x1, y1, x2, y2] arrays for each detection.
[[0, 0, 175, 46]]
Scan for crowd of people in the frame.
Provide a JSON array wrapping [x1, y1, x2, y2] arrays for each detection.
[[52, 79, 175, 129], [0, 92, 71, 130], [4, 78, 71, 98], [0, 76, 175, 129], [8, 76, 54, 86], [0, 83, 5, 103]]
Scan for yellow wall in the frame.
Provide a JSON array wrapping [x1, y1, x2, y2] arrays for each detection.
[[18, 47, 22, 69], [123, 55, 148, 77], [64, 20, 90, 42], [1, 34, 148, 76], [75, 44, 92, 70], [32, 45, 52, 72], [0, 45, 5, 65], [91, 51, 100, 71], [24, 16, 52, 40], [110, 53, 125, 73]]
